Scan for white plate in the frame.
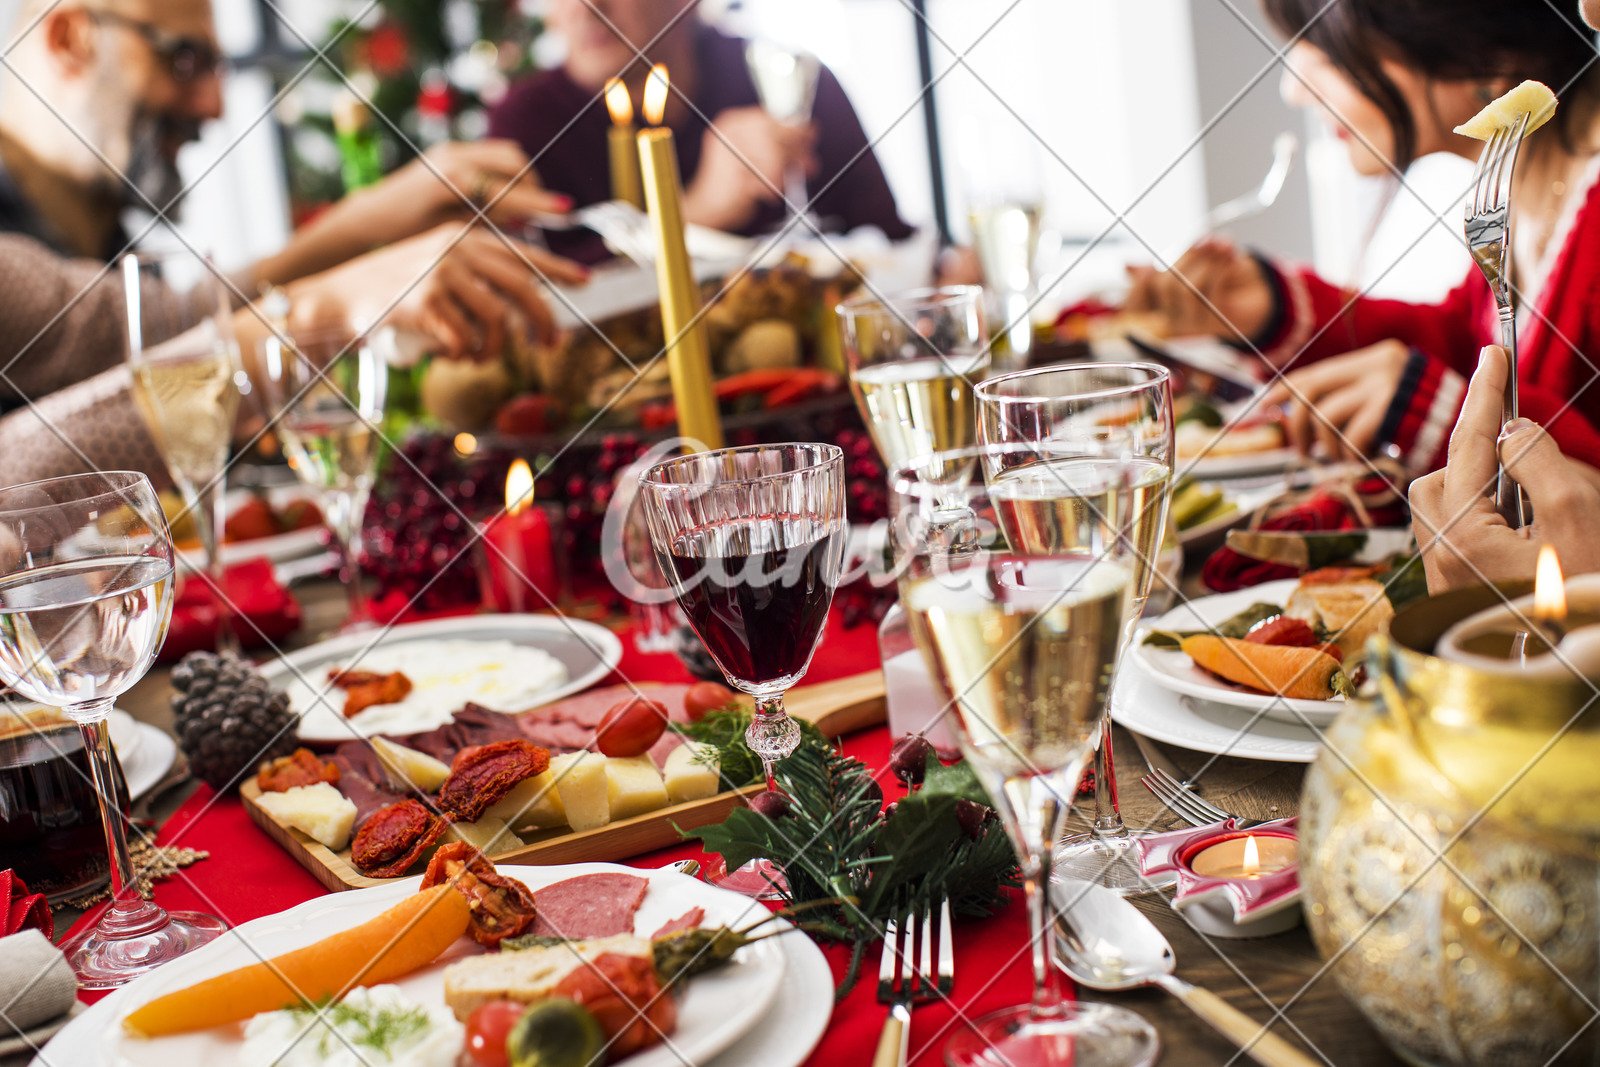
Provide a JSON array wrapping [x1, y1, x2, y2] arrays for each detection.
[[117, 723, 177, 802], [1112, 654, 1323, 763], [43, 863, 787, 1067], [263, 614, 623, 743], [1178, 447, 1301, 481], [706, 916, 832, 1067], [175, 488, 328, 570], [1134, 580, 1343, 727]]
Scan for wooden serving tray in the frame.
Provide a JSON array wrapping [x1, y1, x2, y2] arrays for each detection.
[[240, 670, 886, 892]]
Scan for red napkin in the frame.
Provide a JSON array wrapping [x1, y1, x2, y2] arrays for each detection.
[[160, 558, 302, 661], [1201, 473, 1408, 592], [0, 870, 52, 939]]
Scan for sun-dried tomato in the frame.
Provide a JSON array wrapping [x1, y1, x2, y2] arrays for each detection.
[[437, 739, 551, 822], [420, 842, 539, 947], [350, 798, 449, 877], [328, 668, 414, 718], [1243, 616, 1318, 647], [256, 748, 339, 793]]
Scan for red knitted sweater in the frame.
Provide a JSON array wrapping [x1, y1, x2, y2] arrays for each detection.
[[1254, 157, 1600, 473]]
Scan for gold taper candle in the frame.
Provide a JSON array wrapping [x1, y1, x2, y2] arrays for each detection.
[[604, 78, 643, 208], [637, 66, 723, 451]]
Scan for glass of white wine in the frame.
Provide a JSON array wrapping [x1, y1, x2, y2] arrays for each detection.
[[256, 327, 386, 632], [836, 285, 991, 472], [975, 362, 1175, 895], [0, 472, 226, 986], [890, 448, 1158, 1067], [122, 252, 242, 652]]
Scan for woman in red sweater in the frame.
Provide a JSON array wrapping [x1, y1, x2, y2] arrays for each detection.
[[1126, 0, 1600, 474]]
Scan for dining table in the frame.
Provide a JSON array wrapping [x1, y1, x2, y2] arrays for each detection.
[[51, 578, 1401, 1067]]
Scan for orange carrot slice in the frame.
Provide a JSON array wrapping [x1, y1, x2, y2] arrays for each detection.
[[1179, 634, 1341, 700], [122, 884, 470, 1037]]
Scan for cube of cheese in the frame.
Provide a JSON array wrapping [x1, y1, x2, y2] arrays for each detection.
[[255, 782, 358, 850], [664, 742, 722, 803], [368, 736, 451, 792], [443, 815, 522, 855], [550, 751, 609, 832], [606, 756, 669, 820], [485, 769, 567, 831]]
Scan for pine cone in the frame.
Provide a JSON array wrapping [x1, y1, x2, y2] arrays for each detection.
[[170, 651, 298, 791]]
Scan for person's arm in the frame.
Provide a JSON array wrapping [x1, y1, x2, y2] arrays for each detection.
[[807, 67, 912, 240], [0, 362, 169, 490]]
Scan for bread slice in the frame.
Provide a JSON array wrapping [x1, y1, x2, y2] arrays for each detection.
[[1285, 579, 1393, 662], [441, 934, 650, 1020]]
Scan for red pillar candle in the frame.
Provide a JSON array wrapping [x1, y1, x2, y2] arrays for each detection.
[[481, 460, 559, 613]]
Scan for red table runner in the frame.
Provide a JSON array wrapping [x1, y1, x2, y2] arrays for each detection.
[[72, 610, 1039, 1065]]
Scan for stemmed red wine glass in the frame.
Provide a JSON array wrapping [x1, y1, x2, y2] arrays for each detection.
[[640, 443, 846, 895]]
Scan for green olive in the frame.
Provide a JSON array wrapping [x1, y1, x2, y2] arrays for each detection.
[[506, 998, 605, 1067]]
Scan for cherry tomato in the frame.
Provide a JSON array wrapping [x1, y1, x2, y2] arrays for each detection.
[[464, 999, 524, 1067], [682, 681, 735, 722], [595, 697, 669, 757]]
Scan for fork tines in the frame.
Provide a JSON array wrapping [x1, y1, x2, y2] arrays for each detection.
[[877, 899, 955, 1002]]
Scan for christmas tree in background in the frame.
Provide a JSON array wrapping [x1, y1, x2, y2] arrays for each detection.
[[280, 0, 546, 220]]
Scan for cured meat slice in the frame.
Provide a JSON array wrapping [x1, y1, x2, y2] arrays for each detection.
[[330, 743, 405, 828], [404, 703, 526, 763], [650, 906, 704, 940], [518, 684, 697, 767], [530, 872, 649, 939]]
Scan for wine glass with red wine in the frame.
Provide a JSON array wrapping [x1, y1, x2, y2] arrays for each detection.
[[640, 444, 846, 893]]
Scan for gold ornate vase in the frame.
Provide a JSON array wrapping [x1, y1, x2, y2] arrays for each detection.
[[1300, 583, 1600, 1065]]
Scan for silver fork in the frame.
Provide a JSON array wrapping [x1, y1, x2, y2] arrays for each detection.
[[1143, 766, 1267, 830], [1464, 111, 1532, 528], [874, 899, 955, 1067]]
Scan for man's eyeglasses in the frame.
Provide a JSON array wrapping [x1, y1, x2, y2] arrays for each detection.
[[89, 10, 225, 84]]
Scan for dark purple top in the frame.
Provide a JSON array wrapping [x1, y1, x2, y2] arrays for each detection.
[[488, 24, 913, 263]]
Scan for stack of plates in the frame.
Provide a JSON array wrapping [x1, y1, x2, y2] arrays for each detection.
[[1112, 580, 1331, 764]]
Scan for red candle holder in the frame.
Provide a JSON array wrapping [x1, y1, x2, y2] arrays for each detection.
[[1138, 818, 1302, 938]]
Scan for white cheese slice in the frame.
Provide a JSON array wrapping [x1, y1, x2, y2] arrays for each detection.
[[550, 751, 609, 832], [1455, 80, 1557, 140], [368, 736, 451, 793], [255, 782, 358, 850], [442, 815, 521, 855], [663, 742, 722, 803], [605, 756, 669, 819], [484, 768, 567, 831]]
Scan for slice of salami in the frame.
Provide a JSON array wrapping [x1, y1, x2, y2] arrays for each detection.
[[530, 872, 650, 939], [651, 906, 705, 940]]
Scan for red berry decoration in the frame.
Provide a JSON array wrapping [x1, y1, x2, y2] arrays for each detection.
[[954, 798, 994, 840], [889, 734, 935, 786], [749, 791, 793, 819]]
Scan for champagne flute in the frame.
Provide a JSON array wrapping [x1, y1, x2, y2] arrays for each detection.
[[890, 449, 1158, 1066], [256, 327, 386, 633], [123, 252, 242, 652], [640, 444, 846, 897], [0, 472, 226, 986], [975, 363, 1175, 895], [745, 38, 821, 223]]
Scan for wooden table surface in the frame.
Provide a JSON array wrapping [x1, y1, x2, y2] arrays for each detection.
[[105, 581, 1401, 1066]]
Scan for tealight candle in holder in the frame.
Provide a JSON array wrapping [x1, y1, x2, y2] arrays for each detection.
[[1139, 820, 1303, 938], [477, 460, 563, 614], [1437, 548, 1600, 678]]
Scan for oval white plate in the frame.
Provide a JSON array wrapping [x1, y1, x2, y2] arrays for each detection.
[[263, 614, 622, 743], [83, 863, 785, 1067], [1134, 579, 1342, 727], [1113, 654, 1322, 763], [117, 723, 177, 802], [1179, 447, 1301, 481]]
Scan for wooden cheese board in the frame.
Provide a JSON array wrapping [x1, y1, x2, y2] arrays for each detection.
[[240, 669, 887, 892]]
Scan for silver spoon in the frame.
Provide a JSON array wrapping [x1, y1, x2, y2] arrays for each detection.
[[1053, 877, 1318, 1067], [1206, 132, 1300, 230]]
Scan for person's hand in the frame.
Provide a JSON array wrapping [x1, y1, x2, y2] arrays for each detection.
[[1261, 339, 1409, 460], [1122, 236, 1274, 342], [1410, 346, 1600, 592], [293, 223, 588, 358], [683, 107, 817, 232]]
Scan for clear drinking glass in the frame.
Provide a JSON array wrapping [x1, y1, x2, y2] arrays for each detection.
[[745, 38, 821, 222], [837, 286, 991, 473], [123, 252, 242, 653], [890, 449, 1158, 1067], [975, 363, 1175, 895], [256, 327, 387, 633], [640, 444, 847, 896], [0, 472, 226, 986]]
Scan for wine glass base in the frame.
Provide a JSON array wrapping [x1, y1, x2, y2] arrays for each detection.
[[64, 909, 228, 989], [1054, 831, 1175, 896], [705, 857, 788, 901], [944, 1003, 1160, 1067]]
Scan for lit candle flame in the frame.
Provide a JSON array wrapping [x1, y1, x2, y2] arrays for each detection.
[[643, 64, 669, 126], [604, 77, 633, 127], [1241, 835, 1261, 877], [1535, 544, 1567, 622], [505, 459, 535, 516]]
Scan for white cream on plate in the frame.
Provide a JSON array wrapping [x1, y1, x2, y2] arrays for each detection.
[[289, 639, 568, 737], [239, 985, 462, 1067]]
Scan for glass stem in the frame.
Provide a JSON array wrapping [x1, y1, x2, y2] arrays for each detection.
[[748, 693, 798, 791], [1090, 716, 1125, 836], [76, 702, 166, 938], [192, 481, 237, 654], [1023, 775, 1073, 1018], [325, 489, 368, 624]]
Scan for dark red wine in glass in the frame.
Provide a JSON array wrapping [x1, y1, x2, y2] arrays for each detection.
[[667, 516, 842, 688]]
